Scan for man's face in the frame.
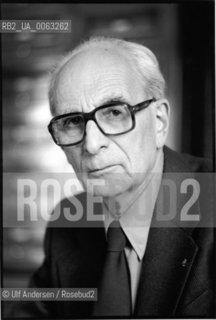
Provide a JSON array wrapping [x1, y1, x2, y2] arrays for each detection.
[[54, 48, 160, 197]]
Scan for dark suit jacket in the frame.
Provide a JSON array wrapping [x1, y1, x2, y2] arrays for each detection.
[[11, 147, 215, 318]]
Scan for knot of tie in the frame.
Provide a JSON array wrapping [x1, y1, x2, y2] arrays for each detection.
[[107, 220, 127, 252]]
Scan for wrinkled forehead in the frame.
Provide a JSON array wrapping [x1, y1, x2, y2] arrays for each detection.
[[58, 47, 134, 82], [54, 47, 143, 101]]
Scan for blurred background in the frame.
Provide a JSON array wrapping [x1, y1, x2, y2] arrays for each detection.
[[2, 2, 214, 315]]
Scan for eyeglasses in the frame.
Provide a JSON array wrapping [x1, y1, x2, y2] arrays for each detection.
[[48, 98, 156, 147]]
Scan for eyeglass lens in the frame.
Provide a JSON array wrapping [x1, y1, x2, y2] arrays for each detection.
[[51, 104, 133, 145]]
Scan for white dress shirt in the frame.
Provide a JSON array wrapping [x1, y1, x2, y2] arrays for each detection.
[[103, 150, 164, 311]]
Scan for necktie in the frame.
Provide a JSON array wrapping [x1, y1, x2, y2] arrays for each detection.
[[92, 220, 131, 316]]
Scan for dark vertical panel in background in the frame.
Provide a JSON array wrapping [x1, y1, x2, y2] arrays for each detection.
[[180, 2, 214, 159]]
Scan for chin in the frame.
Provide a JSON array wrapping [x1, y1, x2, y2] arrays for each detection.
[[83, 177, 131, 198]]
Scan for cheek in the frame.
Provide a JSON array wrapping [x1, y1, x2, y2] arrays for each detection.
[[127, 114, 157, 172], [63, 147, 82, 172]]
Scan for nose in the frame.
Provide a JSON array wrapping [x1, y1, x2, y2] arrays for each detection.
[[84, 120, 109, 155]]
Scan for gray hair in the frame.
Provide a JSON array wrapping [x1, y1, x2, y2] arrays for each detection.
[[49, 37, 166, 114]]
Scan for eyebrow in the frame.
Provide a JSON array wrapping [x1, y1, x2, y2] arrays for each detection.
[[56, 95, 128, 116], [98, 95, 128, 107]]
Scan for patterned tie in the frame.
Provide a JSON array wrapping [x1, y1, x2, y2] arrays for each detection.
[[92, 220, 131, 316]]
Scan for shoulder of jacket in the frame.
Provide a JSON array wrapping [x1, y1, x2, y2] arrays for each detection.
[[163, 146, 213, 173]]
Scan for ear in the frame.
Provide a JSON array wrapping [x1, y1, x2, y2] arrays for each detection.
[[154, 99, 170, 149]]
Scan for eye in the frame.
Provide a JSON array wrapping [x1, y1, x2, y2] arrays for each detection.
[[102, 106, 126, 119], [110, 109, 122, 117], [63, 115, 83, 127]]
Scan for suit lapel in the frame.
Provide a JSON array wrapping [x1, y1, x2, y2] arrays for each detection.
[[134, 226, 198, 315], [56, 226, 106, 316], [135, 147, 200, 315]]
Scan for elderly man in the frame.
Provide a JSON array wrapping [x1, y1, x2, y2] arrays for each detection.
[[13, 37, 213, 317]]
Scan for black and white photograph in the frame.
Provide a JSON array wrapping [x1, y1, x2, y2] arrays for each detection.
[[1, 2, 215, 319]]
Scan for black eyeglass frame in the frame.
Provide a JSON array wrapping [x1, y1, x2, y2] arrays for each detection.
[[48, 98, 156, 147]]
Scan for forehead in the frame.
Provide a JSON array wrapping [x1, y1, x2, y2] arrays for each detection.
[[54, 47, 144, 113]]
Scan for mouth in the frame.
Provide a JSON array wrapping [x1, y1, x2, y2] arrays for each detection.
[[88, 165, 117, 176]]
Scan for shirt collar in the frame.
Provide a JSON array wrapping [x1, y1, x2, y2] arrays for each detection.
[[103, 149, 164, 260]]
